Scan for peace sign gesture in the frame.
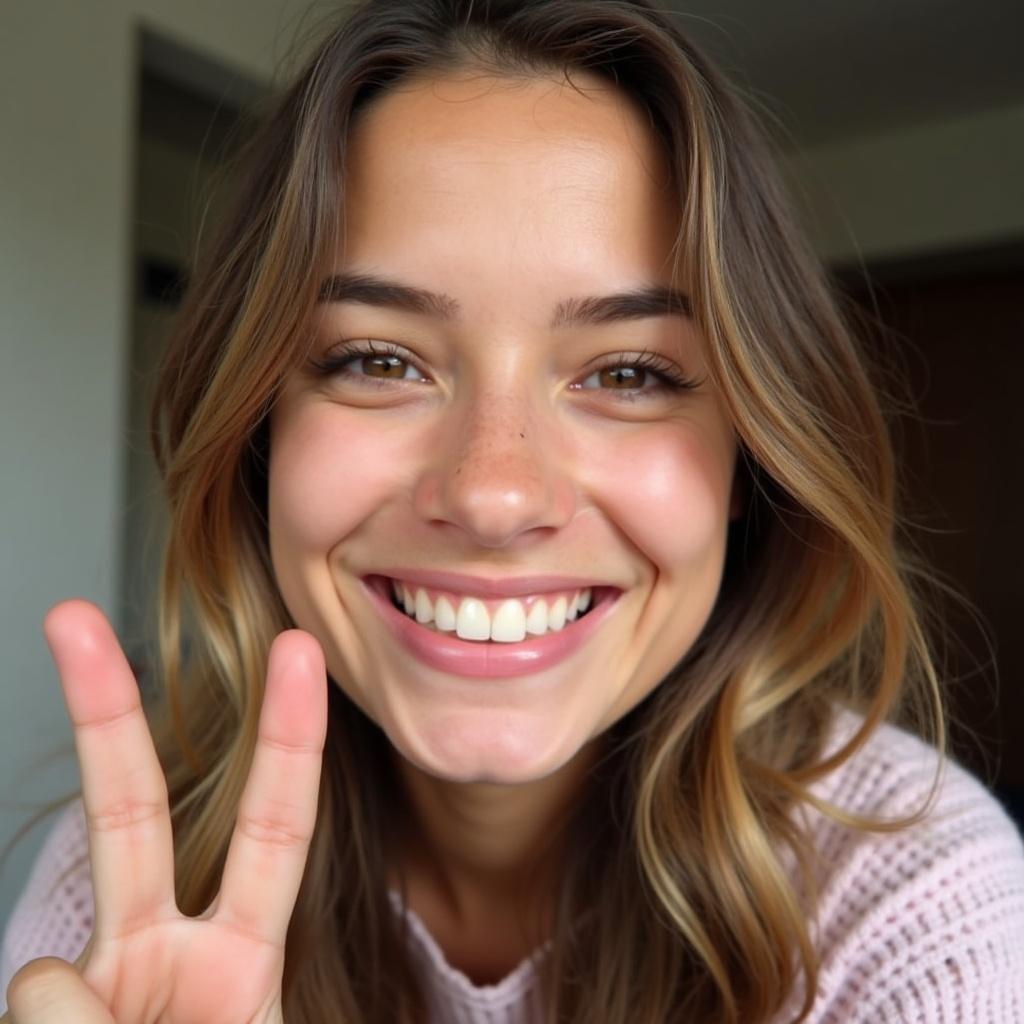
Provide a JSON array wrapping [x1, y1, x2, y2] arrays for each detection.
[[3, 600, 328, 1023]]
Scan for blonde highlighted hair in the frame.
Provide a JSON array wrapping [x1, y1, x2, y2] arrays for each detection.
[[16, 1, 950, 1020]]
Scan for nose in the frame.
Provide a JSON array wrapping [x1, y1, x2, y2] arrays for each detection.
[[412, 386, 576, 549]]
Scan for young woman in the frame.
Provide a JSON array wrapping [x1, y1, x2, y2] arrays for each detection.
[[2, 0, 1022, 1021]]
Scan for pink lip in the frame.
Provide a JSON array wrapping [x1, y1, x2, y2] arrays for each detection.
[[360, 575, 622, 679], [365, 568, 618, 599]]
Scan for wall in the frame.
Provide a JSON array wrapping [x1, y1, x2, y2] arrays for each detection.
[[784, 98, 1024, 266]]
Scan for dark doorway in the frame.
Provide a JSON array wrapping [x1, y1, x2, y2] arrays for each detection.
[[122, 57, 257, 690], [838, 240, 1024, 827]]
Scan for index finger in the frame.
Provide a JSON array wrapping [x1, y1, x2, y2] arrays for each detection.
[[43, 600, 177, 939]]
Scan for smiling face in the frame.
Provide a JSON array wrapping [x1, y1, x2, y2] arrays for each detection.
[[268, 69, 739, 785]]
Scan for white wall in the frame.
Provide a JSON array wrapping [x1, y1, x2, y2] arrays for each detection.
[[0, 0, 313, 930]]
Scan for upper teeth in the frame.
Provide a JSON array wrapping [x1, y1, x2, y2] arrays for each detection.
[[391, 580, 593, 642]]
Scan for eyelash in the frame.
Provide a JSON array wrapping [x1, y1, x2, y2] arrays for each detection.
[[309, 340, 702, 401]]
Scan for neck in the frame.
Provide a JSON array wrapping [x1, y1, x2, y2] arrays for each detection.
[[390, 739, 603, 928]]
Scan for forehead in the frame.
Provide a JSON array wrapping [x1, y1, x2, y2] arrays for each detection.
[[339, 70, 679, 281], [350, 67, 663, 154]]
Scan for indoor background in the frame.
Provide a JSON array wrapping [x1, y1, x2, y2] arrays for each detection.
[[2, 0, 1022, 929]]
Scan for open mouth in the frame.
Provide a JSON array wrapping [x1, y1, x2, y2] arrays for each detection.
[[363, 574, 619, 643], [360, 574, 623, 678]]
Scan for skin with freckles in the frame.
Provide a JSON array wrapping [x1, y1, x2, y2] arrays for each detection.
[[267, 70, 740, 974]]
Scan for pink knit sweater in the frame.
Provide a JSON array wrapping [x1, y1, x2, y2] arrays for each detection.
[[2, 708, 1023, 1021]]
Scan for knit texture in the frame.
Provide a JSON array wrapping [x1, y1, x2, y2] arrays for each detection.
[[2, 708, 1023, 1021]]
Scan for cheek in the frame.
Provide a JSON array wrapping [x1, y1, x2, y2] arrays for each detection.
[[592, 421, 731, 573], [268, 403, 402, 555]]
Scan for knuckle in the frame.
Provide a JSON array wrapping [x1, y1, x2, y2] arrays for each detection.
[[260, 734, 322, 756], [237, 812, 309, 849], [87, 799, 164, 833]]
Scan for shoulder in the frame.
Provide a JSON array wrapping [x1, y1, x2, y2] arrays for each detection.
[[787, 707, 1024, 1022], [0, 799, 93, 1009]]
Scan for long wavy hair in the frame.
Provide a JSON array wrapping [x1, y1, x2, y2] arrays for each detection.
[[14, 1, 951, 1020]]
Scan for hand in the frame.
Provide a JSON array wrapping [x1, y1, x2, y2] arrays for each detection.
[[3, 599, 328, 1023]]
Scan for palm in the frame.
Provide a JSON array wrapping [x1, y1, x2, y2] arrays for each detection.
[[7, 600, 328, 1024], [82, 918, 285, 1022]]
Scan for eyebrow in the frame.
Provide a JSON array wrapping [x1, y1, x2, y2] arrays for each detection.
[[317, 271, 691, 328]]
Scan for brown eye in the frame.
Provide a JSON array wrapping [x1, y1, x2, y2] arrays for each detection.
[[573, 351, 701, 401], [598, 365, 648, 389], [357, 353, 409, 378], [311, 340, 426, 386]]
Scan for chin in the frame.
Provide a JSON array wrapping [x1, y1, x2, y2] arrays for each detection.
[[389, 716, 578, 786]]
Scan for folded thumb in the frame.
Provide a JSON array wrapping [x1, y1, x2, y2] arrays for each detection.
[[6, 958, 114, 1023]]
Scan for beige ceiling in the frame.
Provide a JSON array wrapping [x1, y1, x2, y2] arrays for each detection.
[[669, 0, 1024, 145]]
